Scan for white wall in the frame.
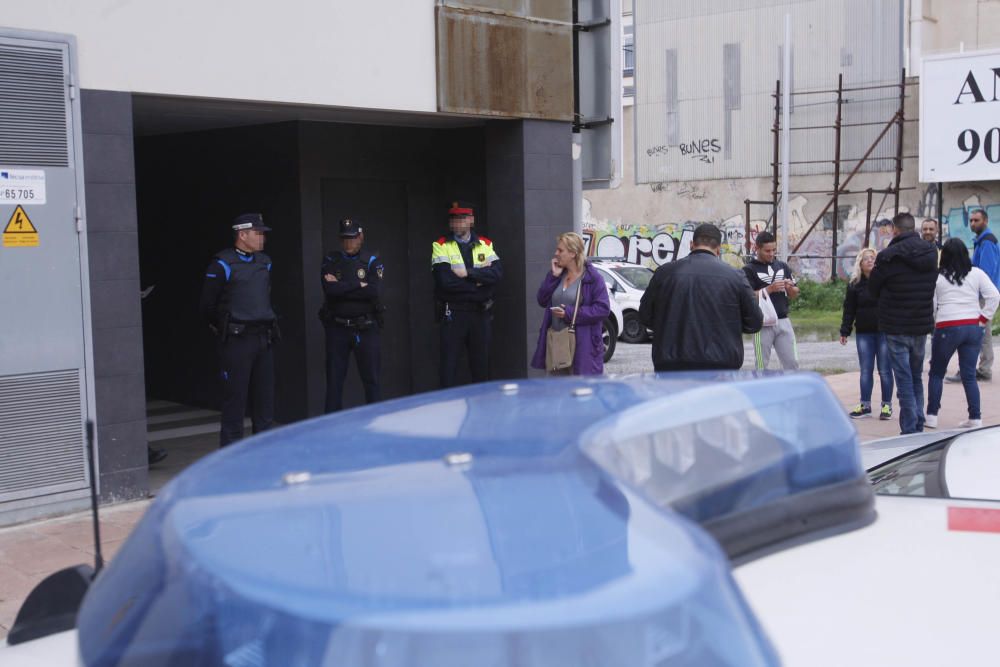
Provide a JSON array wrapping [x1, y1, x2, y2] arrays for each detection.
[[3, 0, 438, 112]]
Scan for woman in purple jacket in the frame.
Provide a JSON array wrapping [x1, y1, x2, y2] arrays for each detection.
[[531, 232, 611, 375]]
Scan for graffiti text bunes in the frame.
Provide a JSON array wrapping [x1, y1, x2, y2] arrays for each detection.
[[646, 145, 670, 157], [679, 138, 721, 161]]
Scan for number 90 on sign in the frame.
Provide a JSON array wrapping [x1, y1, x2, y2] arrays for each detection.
[[958, 127, 1000, 165]]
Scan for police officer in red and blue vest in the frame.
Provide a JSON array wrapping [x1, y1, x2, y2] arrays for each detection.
[[199, 213, 278, 447], [320, 218, 384, 412], [432, 202, 502, 387]]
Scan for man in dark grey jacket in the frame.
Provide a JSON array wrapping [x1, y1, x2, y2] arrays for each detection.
[[868, 212, 938, 434], [640, 223, 763, 371]]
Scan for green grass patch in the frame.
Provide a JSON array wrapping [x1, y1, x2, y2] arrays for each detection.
[[791, 279, 847, 311]]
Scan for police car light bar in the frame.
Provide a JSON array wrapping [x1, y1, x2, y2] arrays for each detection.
[[75, 373, 865, 666]]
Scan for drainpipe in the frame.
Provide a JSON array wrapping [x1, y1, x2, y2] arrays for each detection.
[[908, 0, 923, 76]]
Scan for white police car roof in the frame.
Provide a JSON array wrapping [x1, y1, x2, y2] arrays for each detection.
[[73, 373, 870, 666]]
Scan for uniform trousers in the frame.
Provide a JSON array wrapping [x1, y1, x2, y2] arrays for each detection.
[[325, 323, 381, 412], [439, 309, 491, 388], [219, 329, 274, 447]]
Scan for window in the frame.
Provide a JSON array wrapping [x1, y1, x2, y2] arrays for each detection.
[[623, 24, 634, 78]]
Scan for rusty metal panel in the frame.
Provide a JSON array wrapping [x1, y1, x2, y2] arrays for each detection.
[[437, 5, 573, 120], [441, 0, 571, 23]]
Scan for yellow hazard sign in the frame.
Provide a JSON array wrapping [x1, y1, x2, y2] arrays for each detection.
[[3, 205, 39, 247]]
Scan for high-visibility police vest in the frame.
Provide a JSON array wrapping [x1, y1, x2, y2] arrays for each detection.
[[431, 235, 499, 271]]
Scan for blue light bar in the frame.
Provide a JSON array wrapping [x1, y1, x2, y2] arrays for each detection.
[[76, 373, 867, 666]]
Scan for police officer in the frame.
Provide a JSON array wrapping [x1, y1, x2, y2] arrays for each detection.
[[199, 213, 278, 447], [320, 218, 384, 412], [432, 202, 502, 387]]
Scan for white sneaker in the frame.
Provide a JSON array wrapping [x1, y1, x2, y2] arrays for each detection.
[[924, 414, 938, 428], [958, 418, 982, 429]]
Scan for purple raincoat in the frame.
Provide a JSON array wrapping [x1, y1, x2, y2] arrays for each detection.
[[531, 262, 611, 375]]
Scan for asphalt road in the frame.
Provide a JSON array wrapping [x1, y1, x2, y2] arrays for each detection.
[[606, 337, 863, 375]]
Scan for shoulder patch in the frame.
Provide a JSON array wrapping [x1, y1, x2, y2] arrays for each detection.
[[436, 236, 447, 245], [479, 236, 492, 245]]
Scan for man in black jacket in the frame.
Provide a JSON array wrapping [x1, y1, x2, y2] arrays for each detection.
[[639, 223, 763, 371], [868, 212, 938, 434]]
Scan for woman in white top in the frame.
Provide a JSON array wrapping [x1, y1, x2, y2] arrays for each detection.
[[926, 238, 1000, 428]]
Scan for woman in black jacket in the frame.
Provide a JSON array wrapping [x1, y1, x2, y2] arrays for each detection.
[[840, 248, 894, 419]]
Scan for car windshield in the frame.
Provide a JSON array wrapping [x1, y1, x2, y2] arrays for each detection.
[[614, 266, 653, 289]]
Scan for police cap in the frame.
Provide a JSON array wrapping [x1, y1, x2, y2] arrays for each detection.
[[232, 213, 271, 232], [448, 201, 474, 217], [339, 218, 363, 238]]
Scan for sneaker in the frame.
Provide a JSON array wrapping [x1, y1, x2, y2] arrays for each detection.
[[147, 446, 168, 465], [976, 373, 991, 382], [849, 404, 872, 419], [958, 418, 983, 429], [924, 413, 938, 428], [879, 404, 892, 421], [945, 374, 962, 383]]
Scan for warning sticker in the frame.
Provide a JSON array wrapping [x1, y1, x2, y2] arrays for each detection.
[[0, 169, 46, 205], [3, 205, 39, 247]]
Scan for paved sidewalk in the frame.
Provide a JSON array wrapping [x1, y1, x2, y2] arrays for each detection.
[[2, 363, 998, 640]]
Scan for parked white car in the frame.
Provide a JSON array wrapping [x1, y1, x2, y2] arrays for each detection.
[[603, 283, 623, 363], [591, 259, 654, 343]]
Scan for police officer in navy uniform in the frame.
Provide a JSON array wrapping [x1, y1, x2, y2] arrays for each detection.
[[432, 202, 503, 387], [320, 218, 384, 412], [199, 213, 278, 447]]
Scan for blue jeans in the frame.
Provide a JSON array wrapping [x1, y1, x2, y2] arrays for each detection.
[[886, 334, 927, 434], [855, 332, 893, 406], [927, 324, 984, 419]]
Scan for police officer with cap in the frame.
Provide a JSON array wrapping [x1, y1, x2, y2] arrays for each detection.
[[199, 213, 278, 446], [432, 201, 502, 387], [320, 218, 384, 412]]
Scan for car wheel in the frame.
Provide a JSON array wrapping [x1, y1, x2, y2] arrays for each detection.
[[621, 311, 648, 343], [602, 318, 617, 363]]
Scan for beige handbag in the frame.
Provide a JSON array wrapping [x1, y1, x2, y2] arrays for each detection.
[[545, 278, 582, 371]]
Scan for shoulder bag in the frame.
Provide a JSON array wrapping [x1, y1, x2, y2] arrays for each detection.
[[546, 278, 583, 371]]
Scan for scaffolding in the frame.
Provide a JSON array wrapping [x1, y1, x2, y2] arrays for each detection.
[[750, 69, 921, 280]]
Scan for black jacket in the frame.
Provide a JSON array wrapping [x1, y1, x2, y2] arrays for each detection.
[[639, 250, 763, 371], [839, 275, 880, 337], [321, 250, 383, 318], [867, 231, 938, 335], [743, 258, 794, 319]]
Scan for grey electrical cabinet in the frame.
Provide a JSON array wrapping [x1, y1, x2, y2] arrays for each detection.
[[0, 28, 96, 525]]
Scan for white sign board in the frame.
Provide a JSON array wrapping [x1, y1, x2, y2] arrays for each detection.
[[0, 168, 46, 205], [921, 49, 1000, 183]]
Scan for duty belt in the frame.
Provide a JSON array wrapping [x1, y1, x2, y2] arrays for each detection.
[[444, 300, 493, 313], [333, 315, 375, 328]]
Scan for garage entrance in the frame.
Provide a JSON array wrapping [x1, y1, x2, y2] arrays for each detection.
[[132, 96, 492, 423]]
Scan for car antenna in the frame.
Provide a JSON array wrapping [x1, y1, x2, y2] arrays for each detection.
[[85, 419, 104, 574]]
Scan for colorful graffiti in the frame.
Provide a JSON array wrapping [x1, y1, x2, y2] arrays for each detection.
[[583, 192, 1000, 282]]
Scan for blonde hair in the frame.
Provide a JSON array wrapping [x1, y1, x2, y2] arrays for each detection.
[[556, 232, 586, 273], [850, 248, 877, 285]]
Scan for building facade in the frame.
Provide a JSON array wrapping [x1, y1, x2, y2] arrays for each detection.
[[0, 1, 579, 523], [586, 0, 1000, 281]]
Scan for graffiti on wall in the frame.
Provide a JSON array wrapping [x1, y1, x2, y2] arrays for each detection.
[[582, 192, 1000, 281]]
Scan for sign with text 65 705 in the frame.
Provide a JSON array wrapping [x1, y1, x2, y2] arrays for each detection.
[[0, 168, 46, 204], [921, 49, 1000, 183]]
